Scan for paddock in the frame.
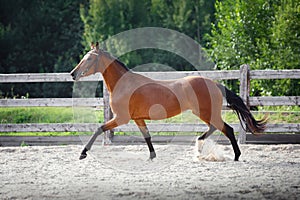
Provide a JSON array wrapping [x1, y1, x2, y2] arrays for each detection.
[[1, 67, 299, 199], [1, 65, 300, 143], [1, 141, 299, 199]]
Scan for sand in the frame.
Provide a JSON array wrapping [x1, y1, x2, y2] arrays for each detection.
[[0, 140, 299, 199]]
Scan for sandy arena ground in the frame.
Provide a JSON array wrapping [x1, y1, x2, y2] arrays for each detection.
[[0, 140, 299, 200]]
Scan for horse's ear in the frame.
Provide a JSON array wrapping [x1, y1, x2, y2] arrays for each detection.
[[95, 42, 99, 50], [90, 42, 95, 50]]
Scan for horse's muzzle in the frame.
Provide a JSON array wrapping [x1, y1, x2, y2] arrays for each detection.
[[70, 72, 78, 81]]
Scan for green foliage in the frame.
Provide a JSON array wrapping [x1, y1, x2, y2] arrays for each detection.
[[0, 0, 216, 98], [1, 0, 299, 98], [0, 0, 85, 73], [150, 0, 215, 44], [207, 0, 300, 96], [20, 141, 29, 147], [80, 0, 215, 70], [0, 0, 86, 98], [80, 0, 150, 48]]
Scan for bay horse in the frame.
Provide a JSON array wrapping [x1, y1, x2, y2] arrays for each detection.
[[70, 42, 267, 161]]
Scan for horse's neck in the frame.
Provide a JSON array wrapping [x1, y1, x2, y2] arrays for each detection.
[[102, 61, 129, 93]]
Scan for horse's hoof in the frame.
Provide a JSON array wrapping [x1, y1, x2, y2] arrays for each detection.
[[149, 151, 156, 160], [234, 156, 240, 161], [234, 151, 241, 161], [197, 136, 205, 140], [79, 148, 88, 160], [79, 153, 87, 160]]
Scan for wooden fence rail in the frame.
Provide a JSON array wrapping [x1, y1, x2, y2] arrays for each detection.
[[1, 123, 299, 133], [0, 65, 299, 145], [0, 98, 103, 107]]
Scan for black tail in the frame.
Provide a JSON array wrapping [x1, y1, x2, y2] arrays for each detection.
[[216, 83, 267, 133]]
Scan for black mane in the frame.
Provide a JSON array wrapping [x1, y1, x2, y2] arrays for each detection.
[[102, 50, 130, 71], [115, 59, 130, 71]]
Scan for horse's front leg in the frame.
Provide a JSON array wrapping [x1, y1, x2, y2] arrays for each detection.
[[79, 127, 103, 160], [135, 120, 156, 160], [79, 118, 120, 160]]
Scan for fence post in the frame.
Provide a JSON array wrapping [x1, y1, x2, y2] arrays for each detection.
[[103, 84, 114, 142], [238, 64, 250, 144]]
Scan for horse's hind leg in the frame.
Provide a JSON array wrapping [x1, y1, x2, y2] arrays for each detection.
[[195, 110, 241, 161], [135, 120, 156, 160], [191, 110, 216, 140], [198, 124, 216, 140], [221, 123, 241, 161]]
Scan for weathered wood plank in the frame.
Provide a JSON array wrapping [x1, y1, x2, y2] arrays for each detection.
[[116, 123, 242, 132], [238, 65, 250, 143], [0, 123, 100, 132], [139, 70, 240, 80], [0, 123, 238, 132], [0, 98, 228, 108], [3, 96, 298, 107], [0, 73, 102, 83], [0, 123, 298, 133], [239, 65, 250, 106], [265, 123, 300, 133], [249, 96, 299, 106], [1, 69, 298, 83], [1, 134, 299, 146], [0, 135, 102, 146], [0, 98, 103, 107], [0, 70, 240, 83], [103, 84, 114, 138], [0, 135, 230, 146], [246, 134, 300, 144], [250, 69, 300, 79]]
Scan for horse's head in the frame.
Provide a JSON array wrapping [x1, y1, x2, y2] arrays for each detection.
[[70, 42, 101, 81]]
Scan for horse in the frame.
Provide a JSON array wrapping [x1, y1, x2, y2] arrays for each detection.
[[70, 42, 267, 161]]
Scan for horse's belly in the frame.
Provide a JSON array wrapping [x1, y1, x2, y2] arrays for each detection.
[[130, 103, 183, 120], [128, 83, 184, 120]]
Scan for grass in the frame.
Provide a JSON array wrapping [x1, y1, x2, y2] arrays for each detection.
[[258, 106, 300, 123], [0, 107, 104, 136], [0, 106, 299, 136], [0, 107, 104, 124]]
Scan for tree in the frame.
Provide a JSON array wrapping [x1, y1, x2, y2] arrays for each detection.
[[0, 0, 86, 97], [80, 0, 216, 71], [1, 0, 218, 97], [265, 0, 300, 95], [206, 0, 300, 96]]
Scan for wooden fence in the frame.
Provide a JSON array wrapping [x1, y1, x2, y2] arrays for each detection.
[[0, 65, 299, 145]]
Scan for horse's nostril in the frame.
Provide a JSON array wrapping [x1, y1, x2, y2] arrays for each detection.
[[71, 73, 76, 80]]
